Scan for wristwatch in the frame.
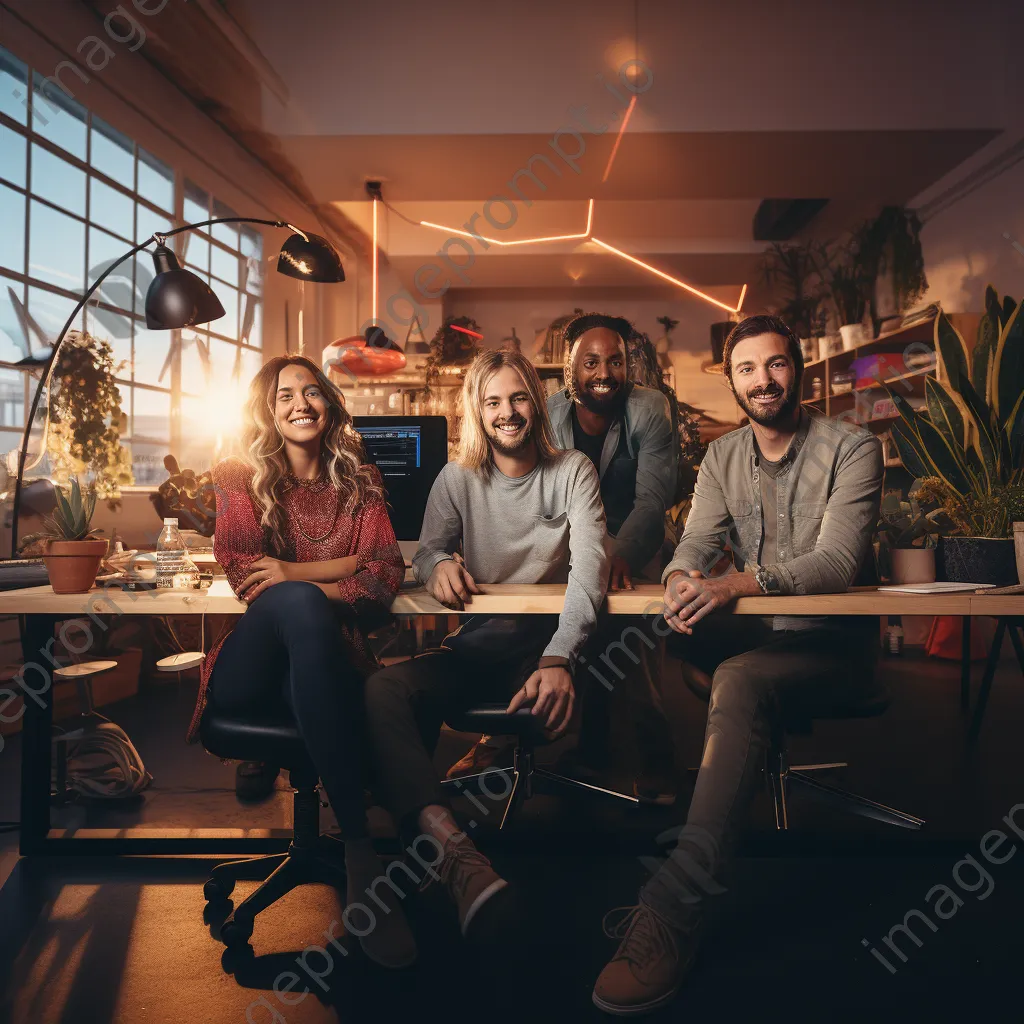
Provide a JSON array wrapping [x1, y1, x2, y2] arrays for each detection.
[[754, 565, 781, 595]]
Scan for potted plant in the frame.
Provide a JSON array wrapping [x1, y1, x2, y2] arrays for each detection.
[[815, 234, 874, 351], [858, 206, 928, 331], [48, 330, 134, 506], [760, 242, 823, 358], [21, 477, 107, 594], [887, 293, 1024, 585], [876, 481, 942, 583]]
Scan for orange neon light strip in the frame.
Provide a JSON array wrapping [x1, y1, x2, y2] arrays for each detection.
[[601, 94, 636, 183], [371, 197, 379, 322], [590, 238, 745, 314], [450, 324, 484, 339], [735, 283, 747, 313], [420, 199, 593, 247]]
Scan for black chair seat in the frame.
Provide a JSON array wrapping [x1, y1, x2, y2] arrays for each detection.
[[783, 691, 889, 735], [200, 706, 315, 773], [445, 703, 549, 743]]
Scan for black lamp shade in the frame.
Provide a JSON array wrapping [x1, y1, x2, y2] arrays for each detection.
[[145, 244, 225, 329], [277, 231, 345, 283]]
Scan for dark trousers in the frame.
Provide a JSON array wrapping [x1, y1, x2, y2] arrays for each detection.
[[640, 617, 880, 930], [207, 581, 369, 838], [364, 649, 533, 830]]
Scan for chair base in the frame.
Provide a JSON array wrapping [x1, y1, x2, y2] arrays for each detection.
[[208, 834, 348, 947], [769, 758, 924, 831], [442, 745, 638, 829]]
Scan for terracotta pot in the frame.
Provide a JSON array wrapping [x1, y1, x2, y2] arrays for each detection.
[[890, 547, 936, 585], [937, 536, 1017, 587], [42, 539, 108, 594]]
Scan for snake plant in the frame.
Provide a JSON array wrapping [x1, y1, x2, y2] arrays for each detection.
[[887, 289, 1024, 537]]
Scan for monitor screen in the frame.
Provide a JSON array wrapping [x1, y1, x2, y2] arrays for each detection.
[[353, 416, 448, 541]]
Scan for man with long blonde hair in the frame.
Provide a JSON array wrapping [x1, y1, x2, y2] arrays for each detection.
[[364, 349, 609, 937]]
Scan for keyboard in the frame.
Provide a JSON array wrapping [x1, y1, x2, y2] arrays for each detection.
[[0, 557, 50, 591]]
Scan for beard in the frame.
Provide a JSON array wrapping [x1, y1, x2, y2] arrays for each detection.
[[734, 379, 800, 426], [571, 373, 628, 417], [485, 417, 533, 455]]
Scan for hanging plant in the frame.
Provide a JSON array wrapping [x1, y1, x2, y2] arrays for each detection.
[[422, 315, 483, 392], [48, 330, 133, 507]]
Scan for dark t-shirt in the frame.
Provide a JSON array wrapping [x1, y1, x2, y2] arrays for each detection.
[[571, 407, 608, 472]]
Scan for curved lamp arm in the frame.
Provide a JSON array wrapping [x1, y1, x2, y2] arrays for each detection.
[[9, 216, 296, 557]]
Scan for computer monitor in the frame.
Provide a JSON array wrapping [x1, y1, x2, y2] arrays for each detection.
[[353, 416, 448, 542]]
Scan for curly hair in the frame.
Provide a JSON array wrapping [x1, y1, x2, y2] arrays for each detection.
[[240, 355, 382, 556]]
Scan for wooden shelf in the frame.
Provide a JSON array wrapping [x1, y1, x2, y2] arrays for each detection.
[[802, 315, 937, 371]]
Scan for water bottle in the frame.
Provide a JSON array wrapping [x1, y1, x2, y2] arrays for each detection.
[[156, 518, 197, 589]]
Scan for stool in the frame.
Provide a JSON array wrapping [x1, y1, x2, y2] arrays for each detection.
[[442, 703, 638, 830], [768, 697, 924, 831], [52, 660, 117, 803], [199, 705, 347, 948]]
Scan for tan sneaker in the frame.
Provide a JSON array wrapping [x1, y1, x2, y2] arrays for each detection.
[[426, 836, 509, 935], [592, 903, 697, 1016], [445, 735, 512, 779]]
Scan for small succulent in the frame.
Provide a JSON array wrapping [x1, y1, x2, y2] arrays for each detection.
[[877, 481, 943, 550], [20, 477, 102, 549]]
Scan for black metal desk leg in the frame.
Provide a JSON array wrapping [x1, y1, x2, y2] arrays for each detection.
[[960, 617, 971, 711], [1007, 619, 1024, 676], [968, 618, 1006, 745], [19, 614, 57, 856]]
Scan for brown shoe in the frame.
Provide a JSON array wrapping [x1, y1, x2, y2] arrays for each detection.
[[445, 735, 512, 780], [592, 903, 697, 1016], [426, 836, 509, 936]]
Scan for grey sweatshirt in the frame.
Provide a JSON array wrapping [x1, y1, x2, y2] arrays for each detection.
[[413, 450, 609, 666]]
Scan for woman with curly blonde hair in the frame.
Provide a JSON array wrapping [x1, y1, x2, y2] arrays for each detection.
[[188, 355, 416, 969]]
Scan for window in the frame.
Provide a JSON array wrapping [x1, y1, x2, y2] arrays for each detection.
[[0, 43, 265, 488]]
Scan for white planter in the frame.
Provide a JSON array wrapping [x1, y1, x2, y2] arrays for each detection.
[[1014, 522, 1024, 585], [839, 323, 867, 351], [890, 547, 936, 585]]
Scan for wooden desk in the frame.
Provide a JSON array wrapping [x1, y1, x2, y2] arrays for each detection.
[[8, 582, 1020, 857]]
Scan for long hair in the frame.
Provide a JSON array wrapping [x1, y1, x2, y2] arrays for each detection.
[[240, 355, 382, 555], [456, 350, 561, 472]]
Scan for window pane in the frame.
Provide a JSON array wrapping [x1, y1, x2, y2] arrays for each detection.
[[183, 231, 209, 274], [90, 117, 135, 185], [137, 148, 173, 213], [29, 201, 85, 292], [211, 200, 238, 248], [184, 180, 208, 226], [132, 388, 170, 441], [179, 394, 214, 471], [26, 285, 82, 349], [0, 369, 25, 428], [84, 307, 133, 380], [240, 293, 261, 347], [130, 439, 171, 485], [210, 243, 240, 288], [208, 337, 241, 389], [181, 330, 209, 394], [240, 346, 261, 381], [240, 225, 262, 260], [136, 201, 173, 244], [0, 280, 28, 363], [133, 325, 173, 387], [31, 71, 87, 159], [89, 176, 134, 240], [0, 46, 29, 125], [87, 225, 135, 304], [0, 184, 26, 274], [242, 255, 263, 296], [212, 284, 239, 339], [31, 143, 86, 215], [0, 124, 27, 187]]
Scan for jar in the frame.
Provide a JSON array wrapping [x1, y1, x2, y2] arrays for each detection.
[[831, 370, 855, 395], [811, 377, 823, 401]]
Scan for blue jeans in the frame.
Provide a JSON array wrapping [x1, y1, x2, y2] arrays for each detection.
[[208, 581, 369, 838]]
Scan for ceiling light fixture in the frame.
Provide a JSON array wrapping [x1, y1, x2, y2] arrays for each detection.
[[601, 94, 637, 183], [590, 238, 746, 314]]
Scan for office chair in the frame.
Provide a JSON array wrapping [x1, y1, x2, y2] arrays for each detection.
[[681, 663, 924, 831], [441, 704, 638, 829], [199, 704, 347, 947]]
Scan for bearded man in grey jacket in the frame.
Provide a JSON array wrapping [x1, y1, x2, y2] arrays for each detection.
[[364, 349, 608, 941]]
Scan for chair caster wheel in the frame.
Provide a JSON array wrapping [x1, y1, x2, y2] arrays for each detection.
[[221, 916, 253, 947], [204, 876, 235, 901]]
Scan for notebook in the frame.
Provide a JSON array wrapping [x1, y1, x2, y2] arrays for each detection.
[[878, 582, 996, 594]]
